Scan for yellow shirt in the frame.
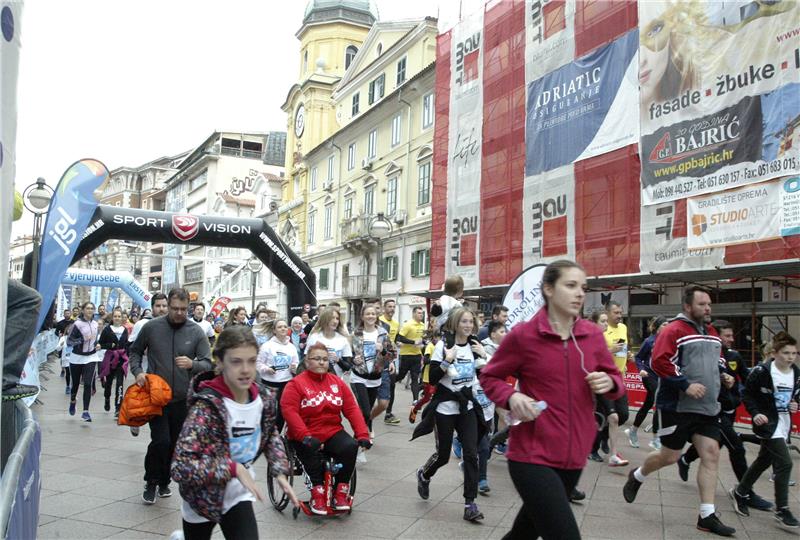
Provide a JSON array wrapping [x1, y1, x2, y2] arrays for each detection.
[[379, 315, 399, 342], [604, 323, 629, 374], [398, 319, 425, 356], [422, 342, 436, 383]]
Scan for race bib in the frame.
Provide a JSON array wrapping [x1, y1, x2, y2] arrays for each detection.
[[273, 352, 291, 371]]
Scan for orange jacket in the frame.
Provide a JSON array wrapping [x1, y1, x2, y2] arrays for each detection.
[[117, 374, 172, 427]]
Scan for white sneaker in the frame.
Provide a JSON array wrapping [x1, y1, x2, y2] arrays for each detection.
[[648, 438, 662, 450], [608, 453, 629, 467], [357, 448, 367, 463], [625, 428, 639, 448]]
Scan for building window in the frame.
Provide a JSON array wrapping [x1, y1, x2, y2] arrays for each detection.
[[352, 92, 360, 116], [396, 57, 407, 85], [189, 169, 208, 191], [345, 45, 358, 69], [376, 42, 383, 56], [319, 267, 330, 290], [324, 205, 333, 240], [411, 249, 431, 277], [307, 211, 315, 244], [327, 155, 335, 182], [390, 114, 402, 147], [344, 196, 353, 219], [418, 161, 431, 205], [364, 185, 374, 215], [382, 255, 398, 281], [368, 73, 385, 105], [310, 167, 318, 191], [303, 50, 308, 73], [368, 129, 377, 158], [422, 93, 434, 129], [386, 175, 398, 216], [347, 143, 356, 170]]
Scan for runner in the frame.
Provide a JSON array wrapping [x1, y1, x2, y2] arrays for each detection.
[[172, 325, 298, 539], [623, 286, 737, 536], [379, 299, 402, 425], [98, 308, 130, 417], [730, 332, 799, 530], [305, 308, 353, 378], [412, 306, 488, 522], [251, 310, 274, 347], [474, 320, 507, 494], [66, 302, 101, 422], [225, 306, 249, 328], [394, 306, 426, 407], [191, 303, 217, 347], [349, 305, 393, 459], [256, 319, 299, 433], [129, 288, 213, 504], [476, 305, 508, 341], [409, 329, 439, 424], [625, 316, 667, 450], [280, 342, 371, 515], [127, 294, 168, 437], [601, 300, 631, 467], [588, 310, 610, 462], [430, 274, 464, 331], [289, 316, 307, 359], [480, 260, 623, 539]]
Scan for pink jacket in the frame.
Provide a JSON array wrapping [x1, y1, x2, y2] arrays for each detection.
[[479, 308, 624, 470]]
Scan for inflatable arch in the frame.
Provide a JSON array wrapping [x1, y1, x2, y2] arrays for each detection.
[[73, 205, 316, 319], [61, 268, 152, 310]]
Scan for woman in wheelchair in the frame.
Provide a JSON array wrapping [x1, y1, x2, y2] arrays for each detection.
[[280, 342, 372, 515]]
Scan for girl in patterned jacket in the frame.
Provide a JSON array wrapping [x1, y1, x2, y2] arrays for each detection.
[[171, 326, 298, 540]]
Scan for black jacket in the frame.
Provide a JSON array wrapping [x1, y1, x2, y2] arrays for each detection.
[[718, 348, 748, 413], [743, 359, 800, 439], [99, 325, 129, 352]]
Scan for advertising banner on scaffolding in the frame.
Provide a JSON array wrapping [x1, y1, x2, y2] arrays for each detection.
[[639, 1, 800, 205], [445, 9, 484, 289], [686, 176, 800, 249]]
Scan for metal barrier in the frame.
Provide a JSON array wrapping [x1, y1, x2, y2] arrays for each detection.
[[0, 400, 37, 538]]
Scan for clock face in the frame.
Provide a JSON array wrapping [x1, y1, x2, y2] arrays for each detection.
[[295, 105, 305, 138]]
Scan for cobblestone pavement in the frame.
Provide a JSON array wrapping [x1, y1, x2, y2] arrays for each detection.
[[34, 368, 800, 539]]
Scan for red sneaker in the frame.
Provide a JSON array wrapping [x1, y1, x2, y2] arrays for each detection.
[[333, 482, 351, 510], [310, 485, 327, 515]]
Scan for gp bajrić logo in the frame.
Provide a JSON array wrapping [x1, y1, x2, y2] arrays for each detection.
[[454, 31, 481, 86]]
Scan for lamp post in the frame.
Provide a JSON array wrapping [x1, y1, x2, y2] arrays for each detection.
[[22, 177, 54, 289], [368, 212, 393, 301], [247, 257, 263, 313]]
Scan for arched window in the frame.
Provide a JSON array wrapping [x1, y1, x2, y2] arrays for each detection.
[[376, 42, 383, 56], [345, 45, 358, 69]]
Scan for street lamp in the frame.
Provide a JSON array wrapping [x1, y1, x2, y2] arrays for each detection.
[[368, 212, 393, 301], [22, 177, 54, 289], [247, 257, 264, 313]]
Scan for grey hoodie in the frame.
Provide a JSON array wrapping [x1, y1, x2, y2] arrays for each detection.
[[129, 316, 212, 402]]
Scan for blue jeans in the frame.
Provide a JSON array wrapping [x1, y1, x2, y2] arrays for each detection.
[[4, 280, 42, 386]]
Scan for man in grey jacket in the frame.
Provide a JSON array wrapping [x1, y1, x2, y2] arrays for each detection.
[[129, 287, 212, 504]]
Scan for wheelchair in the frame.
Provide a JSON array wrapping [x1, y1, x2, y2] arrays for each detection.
[[267, 435, 358, 518]]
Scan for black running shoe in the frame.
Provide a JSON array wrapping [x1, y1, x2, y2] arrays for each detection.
[[677, 455, 690, 482], [775, 507, 799, 529], [158, 485, 172, 498], [588, 451, 603, 462], [745, 491, 773, 512], [463, 503, 484, 522], [569, 488, 586, 503], [623, 470, 642, 503], [416, 468, 430, 500], [142, 484, 156, 505], [729, 487, 749, 517], [696, 513, 735, 536]]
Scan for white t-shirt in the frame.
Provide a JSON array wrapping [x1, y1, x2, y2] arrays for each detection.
[[306, 332, 352, 378], [771, 363, 794, 440], [473, 380, 496, 422], [182, 395, 263, 523], [436, 295, 462, 330], [432, 340, 476, 415], [110, 325, 125, 341], [257, 338, 299, 383], [191, 318, 215, 339], [350, 329, 382, 388]]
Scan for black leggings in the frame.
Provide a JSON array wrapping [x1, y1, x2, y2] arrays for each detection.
[[291, 430, 358, 486], [350, 382, 379, 430], [182, 501, 258, 540], [632, 374, 659, 430], [103, 365, 125, 410], [263, 380, 288, 433], [503, 461, 582, 540], [421, 410, 479, 501], [69, 362, 96, 411]]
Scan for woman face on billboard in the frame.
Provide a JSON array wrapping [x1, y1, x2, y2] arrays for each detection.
[[639, 17, 670, 101]]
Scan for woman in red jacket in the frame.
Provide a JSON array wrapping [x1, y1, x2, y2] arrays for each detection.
[[480, 260, 624, 540], [280, 342, 371, 515]]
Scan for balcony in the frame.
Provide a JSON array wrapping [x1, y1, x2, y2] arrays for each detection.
[[342, 275, 377, 299], [220, 147, 263, 160], [340, 215, 377, 252]]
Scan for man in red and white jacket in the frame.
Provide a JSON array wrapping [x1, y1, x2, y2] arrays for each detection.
[[281, 343, 370, 514]]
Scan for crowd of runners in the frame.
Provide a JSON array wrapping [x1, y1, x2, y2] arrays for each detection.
[[44, 259, 799, 539]]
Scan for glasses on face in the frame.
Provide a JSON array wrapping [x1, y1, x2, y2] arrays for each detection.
[[307, 356, 329, 363]]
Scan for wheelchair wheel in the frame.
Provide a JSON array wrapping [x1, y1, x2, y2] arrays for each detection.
[[348, 466, 357, 497], [267, 439, 294, 511]]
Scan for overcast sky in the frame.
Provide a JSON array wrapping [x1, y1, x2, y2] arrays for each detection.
[[12, 0, 479, 240]]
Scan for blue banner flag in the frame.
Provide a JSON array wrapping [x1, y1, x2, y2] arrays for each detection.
[[106, 288, 118, 313], [35, 159, 109, 331]]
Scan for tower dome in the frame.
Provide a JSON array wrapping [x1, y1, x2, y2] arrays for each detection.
[[302, 0, 378, 30]]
